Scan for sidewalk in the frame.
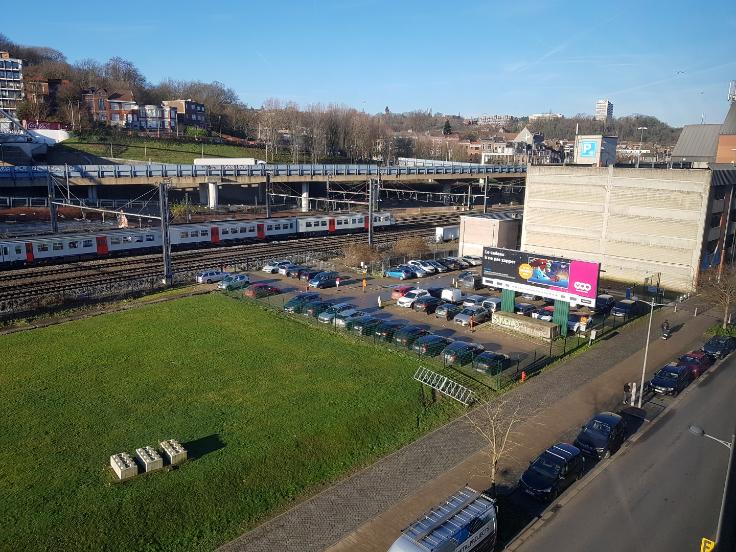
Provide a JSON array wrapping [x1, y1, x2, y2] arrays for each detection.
[[220, 298, 718, 552]]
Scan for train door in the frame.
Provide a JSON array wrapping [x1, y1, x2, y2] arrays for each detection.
[[95, 236, 109, 255], [211, 226, 220, 244], [328, 218, 336, 233], [256, 223, 265, 239], [25, 243, 34, 263], [364, 215, 370, 230]]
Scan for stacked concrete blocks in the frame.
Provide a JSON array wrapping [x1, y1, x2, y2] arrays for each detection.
[[135, 446, 164, 473], [160, 439, 187, 465], [110, 452, 138, 481]]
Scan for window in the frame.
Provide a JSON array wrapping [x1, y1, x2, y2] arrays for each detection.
[[337, 219, 343, 226], [321, 220, 327, 227], [15, 245, 22, 255], [145, 235, 154, 242], [1, 247, 7, 255], [180, 231, 189, 238], [111, 237, 121, 245], [267, 225, 273, 231], [201, 229, 208, 236], [306, 221, 313, 228], [249, 226, 255, 233], [83, 239, 93, 248], [134, 236, 143, 243], [37, 244, 49, 252], [68, 241, 78, 249], [274, 224, 281, 230], [240, 227, 248, 234], [221, 228, 229, 235], [53, 242, 64, 251]]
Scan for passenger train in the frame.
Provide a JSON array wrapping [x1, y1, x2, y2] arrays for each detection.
[[0, 211, 395, 267]]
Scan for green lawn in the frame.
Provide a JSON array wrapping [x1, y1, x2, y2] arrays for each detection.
[[0, 294, 460, 551]]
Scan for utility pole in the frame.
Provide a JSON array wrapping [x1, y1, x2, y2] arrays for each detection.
[[47, 171, 58, 233], [158, 180, 173, 286], [482, 177, 488, 214], [265, 172, 272, 218], [368, 178, 375, 246]]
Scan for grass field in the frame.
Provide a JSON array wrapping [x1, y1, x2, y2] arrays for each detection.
[[0, 294, 461, 551], [54, 134, 291, 164]]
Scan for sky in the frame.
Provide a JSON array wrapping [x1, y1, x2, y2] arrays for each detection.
[[7, 0, 736, 127]]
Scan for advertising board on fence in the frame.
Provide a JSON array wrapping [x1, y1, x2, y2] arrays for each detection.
[[482, 247, 600, 307]]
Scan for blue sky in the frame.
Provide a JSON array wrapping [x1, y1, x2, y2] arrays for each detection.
[[8, 0, 736, 126]]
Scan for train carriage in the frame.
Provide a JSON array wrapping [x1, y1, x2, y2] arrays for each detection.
[[0, 241, 27, 264], [107, 230, 161, 253]]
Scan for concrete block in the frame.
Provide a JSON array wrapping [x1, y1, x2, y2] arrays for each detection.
[[110, 452, 138, 481], [135, 446, 164, 473], [160, 439, 187, 465]]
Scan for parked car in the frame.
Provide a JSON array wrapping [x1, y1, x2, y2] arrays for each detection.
[[283, 292, 321, 313], [532, 306, 555, 322], [648, 363, 691, 396], [573, 412, 626, 459], [473, 351, 513, 375], [397, 289, 429, 308], [425, 259, 449, 272], [401, 264, 429, 278], [595, 294, 616, 315], [435, 302, 463, 321], [309, 271, 340, 289], [441, 341, 485, 366], [611, 299, 640, 318], [454, 306, 491, 327], [702, 335, 736, 359], [278, 263, 301, 276], [243, 283, 281, 298], [520, 292, 541, 301], [481, 297, 503, 313], [676, 350, 715, 379], [457, 271, 482, 290], [302, 300, 332, 317], [441, 288, 463, 303], [461, 255, 483, 266], [196, 270, 230, 284], [407, 259, 437, 274], [447, 256, 471, 268], [335, 308, 367, 328], [374, 320, 408, 342], [287, 265, 310, 278], [567, 313, 591, 333], [217, 273, 250, 290], [347, 316, 382, 336], [391, 284, 416, 301], [262, 260, 290, 273], [394, 325, 431, 348], [384, 266, 415, 280], [317, 302, 355, 323], [412, 334, 453, 357], [299, 269, 322, 282], [426, 287, 444, 299], [462, 294, 486, 307], [519, 443, 584, 502], [438, 258, 462, 271], [414, 296, 443, 314], [515, 303, 536, 316]]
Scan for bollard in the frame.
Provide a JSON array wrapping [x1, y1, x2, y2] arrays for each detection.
[[520, 371, 527, 382], [694, 307, 698, 317]]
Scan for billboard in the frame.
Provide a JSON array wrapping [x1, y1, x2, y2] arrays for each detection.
[[481, 247, 600, 307]]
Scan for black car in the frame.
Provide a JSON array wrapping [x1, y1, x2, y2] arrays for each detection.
[[702, 335, 736, 359], [283, 292, 321, 313], [649, 363, 691, 396], [438, 258, 462, 271], [473, 351, 513, 375], [414, 296, 443, 314], [426, 287, 444, 299], [302, 300, 332, 317], [435, 302, 463, 321], [594, 294, 616, 315], [299, 269, 322, 282], [573, 412, 626, 459], [412, 335, 453, 357], [348, 316, 382, 336], [373, 320, 408, 342], [441, 341, 485, 366], [394, 325, 431, 348], [519, 443, 584, 502]]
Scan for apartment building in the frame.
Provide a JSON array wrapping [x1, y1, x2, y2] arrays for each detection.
[[162, 99, 207, 127], [0, 51, 24, 117]]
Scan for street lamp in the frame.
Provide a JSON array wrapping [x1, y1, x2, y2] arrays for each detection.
[[635, 292, 669, 408], [636, 126, 648, 168], [688, 424, 735, 545]]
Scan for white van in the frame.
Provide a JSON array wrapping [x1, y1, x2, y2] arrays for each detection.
[[441, 288, 463, 303], [481, 297, 502, 313]]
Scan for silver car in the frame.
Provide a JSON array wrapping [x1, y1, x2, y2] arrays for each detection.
[[196, 270, 230, 284], [462, 294, 486, 307], [453, 306, 491, 326], [262, 260, 291, 273], [217, 274, 250, 290], [317, 302, 355, 324], [334, 309, 367, 328]]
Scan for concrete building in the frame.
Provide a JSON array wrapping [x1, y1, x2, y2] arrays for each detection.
[[595, 99, 613, 123], [528, 112, 563, 122], [573, 135, 618, 167], [130, 104, 177, 131], [465, 114, 514, 126], [520, 165, 736, 292], [0, 51, 24, 117], [458, 212, 522, 257], [162, 99, 207, 128]]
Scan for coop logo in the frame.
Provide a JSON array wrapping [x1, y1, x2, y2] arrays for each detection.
[[573, 281, 592, 292], [579, 140, 598, 158]]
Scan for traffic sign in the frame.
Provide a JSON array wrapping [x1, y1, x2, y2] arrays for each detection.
[[701, 537, 715, 552]]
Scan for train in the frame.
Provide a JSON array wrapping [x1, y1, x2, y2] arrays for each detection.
[[0, 211, 395, 267]]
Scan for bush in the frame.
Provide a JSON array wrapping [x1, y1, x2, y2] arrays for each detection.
[[342, 243, 382, 269], [391, 236, 430, 258]]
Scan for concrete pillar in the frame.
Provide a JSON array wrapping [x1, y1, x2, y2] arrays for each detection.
[[86, 185, 98, 203], [208, 182, 219, 210], [198, 183, 208, 205], [301, 182, 309, 212]]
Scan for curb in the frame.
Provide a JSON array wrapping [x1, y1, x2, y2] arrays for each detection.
[[504, 349, 730, 551]]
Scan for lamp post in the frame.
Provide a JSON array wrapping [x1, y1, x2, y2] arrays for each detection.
[[635, 292, 668, 408], [636, 126, 648, 168], [688, 424, 735, 545]]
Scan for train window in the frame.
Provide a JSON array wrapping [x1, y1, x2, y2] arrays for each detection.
[[53, 242, 64, 250], [267, 225, 273, 230], [68, 241, 78, 249], [83, 239, 93, 248], [321, 221, 327, 227], [352, 218, 358, 224], [240, 227, 247, 233], [2, 247, 7, 255], [37, 244, 49, 252], [249, 226, 255, 233], [336, 219, 342, 225], [306, 221, 313, 228], [290, 222, 294, 228], [15, 245, 22, 254], [180, 232, 188, 239], [274, 224, 281, 230], [201, 229, 208, 236], [135, 236, 143, 243], [190, 230, 199, 237], [111, 237, 121, 245], [221, 228, 229, 235], [145, 235, 154, 242]]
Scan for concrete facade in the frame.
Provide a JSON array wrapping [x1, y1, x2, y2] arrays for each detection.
[[458, 214, 521, 257], [520, 165, 718, 292]]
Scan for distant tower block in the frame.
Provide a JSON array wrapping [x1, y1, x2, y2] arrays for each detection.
[[135, 446, 164, 473], [110, 452, 138, 481], [160, 439, 187, 465]]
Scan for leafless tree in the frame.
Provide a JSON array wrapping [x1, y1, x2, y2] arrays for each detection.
[[700, 267, 736, 329]]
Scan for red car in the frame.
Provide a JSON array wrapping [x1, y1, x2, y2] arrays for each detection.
[[391, 285, 416, 301], [676, 350, 714, 379], [243, 283, 282, 298]]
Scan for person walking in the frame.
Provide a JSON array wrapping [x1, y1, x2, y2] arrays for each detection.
[[335, 276, 341, 291], [623, 383, 632, 405], [377, 295, 383, 309], [362, 277, 367, 293]]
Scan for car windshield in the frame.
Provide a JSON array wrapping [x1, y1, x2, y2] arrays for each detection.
[[587, 420, 612, 435], [531, 453, 563, 478], [658, 368, 679, 379], [405, 291, 419, 299]]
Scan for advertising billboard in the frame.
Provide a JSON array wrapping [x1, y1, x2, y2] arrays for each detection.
[[481, 247, 600, 307]]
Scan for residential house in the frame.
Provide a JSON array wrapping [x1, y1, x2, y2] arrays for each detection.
[[162, 99, 207, 128]]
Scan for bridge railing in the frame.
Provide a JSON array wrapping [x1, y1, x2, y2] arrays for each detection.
[[0, 163, 527, 180]]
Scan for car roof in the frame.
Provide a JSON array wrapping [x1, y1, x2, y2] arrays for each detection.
[[592, 412, 623, 425], [543, 443, 580, 461]]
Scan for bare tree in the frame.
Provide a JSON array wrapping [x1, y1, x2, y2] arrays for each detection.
[[465, 396, 531, 497], [391, 236, 430, 258], [700, 267, 736, 330]]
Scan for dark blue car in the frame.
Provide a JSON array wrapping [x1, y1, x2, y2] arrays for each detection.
[[702, 335, 736, 359], [520, 443, 584, 502], [649, 363, 691, 396]]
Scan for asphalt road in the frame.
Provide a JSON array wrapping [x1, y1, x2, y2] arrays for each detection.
[[517, 355, 736, 552]]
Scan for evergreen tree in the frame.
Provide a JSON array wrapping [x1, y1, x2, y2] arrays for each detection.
[[442, 119, 452, 135]]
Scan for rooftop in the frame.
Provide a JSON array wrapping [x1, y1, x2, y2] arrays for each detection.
[[671, 124, 722, 162]]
